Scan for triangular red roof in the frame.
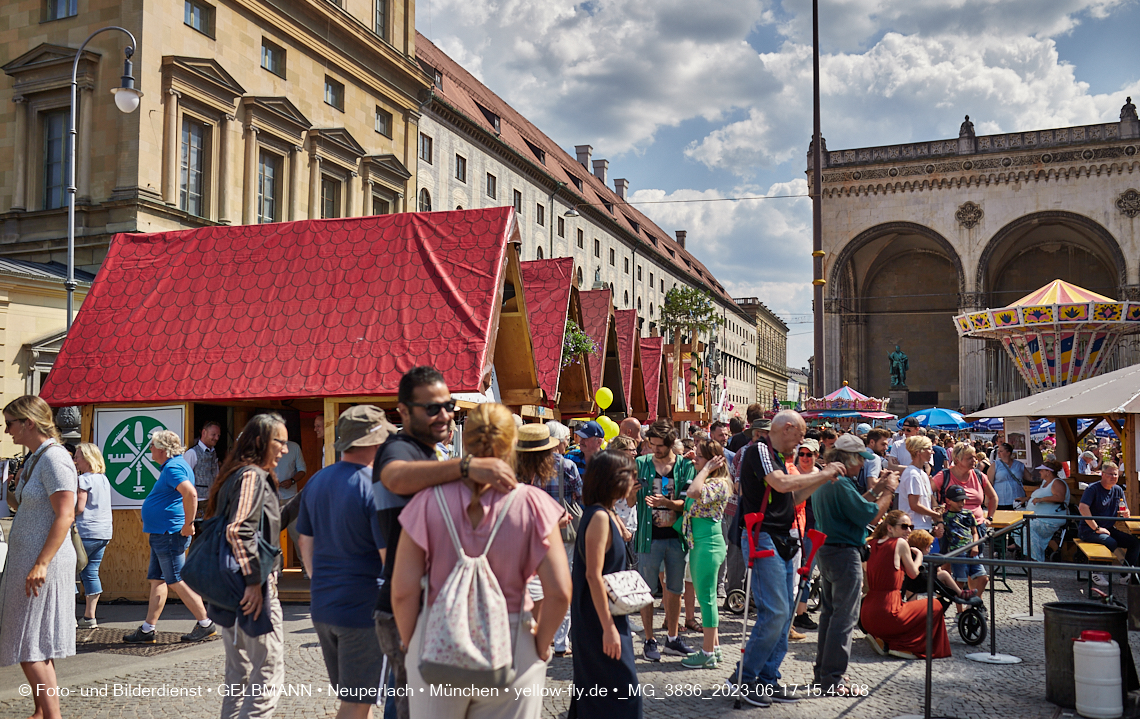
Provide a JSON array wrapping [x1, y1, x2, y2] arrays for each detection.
[[41, 209, 520, 406], [579, 289, 614, 393], [520, 258, 574, 403], [641, 336, 663, 420], [614, 309, 639, 413]]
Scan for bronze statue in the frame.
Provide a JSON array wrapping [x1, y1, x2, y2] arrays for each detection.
[[889, 345, 909, 387]]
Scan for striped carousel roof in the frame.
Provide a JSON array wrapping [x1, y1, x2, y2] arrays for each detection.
[[1012, 280, 1114, 307]]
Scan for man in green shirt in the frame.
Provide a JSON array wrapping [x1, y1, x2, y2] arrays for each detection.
[[810, 434, 898, 694]]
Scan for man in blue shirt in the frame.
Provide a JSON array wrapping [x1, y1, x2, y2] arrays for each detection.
[[565, 420, 604, 476], [124, 430, 216, 644], [1078, 462, 1140, 586], [298, 406, 395, 718]]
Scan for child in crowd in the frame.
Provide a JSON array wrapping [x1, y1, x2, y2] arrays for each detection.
[[942, 485, 989, 597]]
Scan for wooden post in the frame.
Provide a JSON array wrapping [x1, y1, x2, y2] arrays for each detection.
[[323, 397, 337, 467], [80, 405, 94, 443], [1127, 414, 1138, 514]]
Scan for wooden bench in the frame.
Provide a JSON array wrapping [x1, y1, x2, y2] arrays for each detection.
[[1074, 539, 1119, 594]]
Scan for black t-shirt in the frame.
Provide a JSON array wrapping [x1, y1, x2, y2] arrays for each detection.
[[738, 441, 794, 535], [727, 432, 750, 453], [650, 463, 679, 541], [372, 432, 437, 614]]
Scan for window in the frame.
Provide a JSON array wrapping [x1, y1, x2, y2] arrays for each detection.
[[609, 248, 615, 265], [454, 155, 467, 183], [47, 0, 77, 21], [637, 297, 642, 311], [650, 303, 654, 317], [42, 110, 67, 210], [320, 176, 341, 218], [261, 39, 285, 78], [557, 216, 565, 237], [184, 0, 214, 35], [375, 107, 392, 137], [372, 195, 391, 215], [624, 257, 629, 274], [513, 189, 522, 214], [637, 265, 642, 281], [649, 272, 654, 287], [324, 76, 345, 111], [593, 239, 600, 258], [374, 0, 386, 38], [537, 246, 544, 260], [476, 103, 501, 133], [624, 291, 629, 306], [418, 133, 433, 164], [577, 228, 584, 249], [419, 188, 432, 212], [536, 204, 545, 226], [576, 267, 583, 287], [486, 173, 497, 199], [180, 118, 208, 217], [660, 279, 664, 292], [257, 150, 281, 223]]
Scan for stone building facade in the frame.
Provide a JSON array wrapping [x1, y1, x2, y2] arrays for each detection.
[[734, 296, 789, 406], [414, 33, 758, 410], [817, 101, 1140, 411], [1, 0, 428, 273]]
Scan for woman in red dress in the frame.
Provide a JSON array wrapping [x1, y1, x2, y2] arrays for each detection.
[[861, 510, 951, 659]]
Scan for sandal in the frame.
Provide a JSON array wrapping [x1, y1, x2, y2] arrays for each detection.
[[554, 649, 572, 658], [684, 619, 702, 633]]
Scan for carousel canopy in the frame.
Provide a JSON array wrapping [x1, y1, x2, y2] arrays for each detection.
[[803, 381, 891, 415], [955, 280, 1140, 393]]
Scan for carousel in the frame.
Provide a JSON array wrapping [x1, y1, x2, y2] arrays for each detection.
[[800, 382, 895, 430]]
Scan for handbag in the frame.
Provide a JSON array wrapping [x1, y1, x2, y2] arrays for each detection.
[[71, 525, 88, 573], [577, 510, 653, 616], [557, 461, 583, 544]]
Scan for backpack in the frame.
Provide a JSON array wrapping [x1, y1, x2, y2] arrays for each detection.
[[935, 467, 986, 506], [418, 485, 519, 689]]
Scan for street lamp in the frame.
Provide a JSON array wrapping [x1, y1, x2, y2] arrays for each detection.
[[66, 27, 142, 329]]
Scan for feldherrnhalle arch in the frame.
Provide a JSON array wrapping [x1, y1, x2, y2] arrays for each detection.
[[818, 101, 1140, 413]]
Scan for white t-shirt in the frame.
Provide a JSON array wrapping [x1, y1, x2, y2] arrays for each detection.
[[889, 439, 912, 468], [898, 465, 933, 531]]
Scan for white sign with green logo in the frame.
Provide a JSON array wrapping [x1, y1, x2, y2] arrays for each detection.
[[94, 406, 185, 509]]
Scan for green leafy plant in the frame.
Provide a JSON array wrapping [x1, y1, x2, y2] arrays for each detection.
[[660, 286, 722, 412], [561, 319, 597, 370]]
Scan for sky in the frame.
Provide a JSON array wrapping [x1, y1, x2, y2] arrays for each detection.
[[414, 0, 1140, 371]]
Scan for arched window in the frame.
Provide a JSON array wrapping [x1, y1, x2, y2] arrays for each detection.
[[537, 246, 544, 260], [575, 266, 583, 287], [624, 290, 629, 306], [456, 205, 463, 210], [418, 188, 432, 212], [637, 297, 642, 311], [649, 302, 654, 317]]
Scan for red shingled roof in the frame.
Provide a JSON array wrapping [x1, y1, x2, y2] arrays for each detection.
[[40, 209, 520, 406], [520, 258, 575, 404], [578, 289, 614, 394], [641, 336, 663, 420], [614, 309, 639, 414], [414, 34, 745, 315]]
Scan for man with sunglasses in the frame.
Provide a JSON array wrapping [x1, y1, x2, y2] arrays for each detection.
[[887, 417, 922, 471], [372, 366, 516, 719]]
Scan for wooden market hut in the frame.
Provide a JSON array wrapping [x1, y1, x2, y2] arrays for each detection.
[[614, 309, 648, 418], [579, 288, 627, 417], [39, 208, 540, 600], [638, 335, 669, 422], [519, 257, 594, 420]]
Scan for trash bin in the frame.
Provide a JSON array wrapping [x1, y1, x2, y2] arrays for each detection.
[[1044, 601, 1137, 709]]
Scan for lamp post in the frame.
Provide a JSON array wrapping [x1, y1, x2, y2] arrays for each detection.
[[66, 27, 142, 329]]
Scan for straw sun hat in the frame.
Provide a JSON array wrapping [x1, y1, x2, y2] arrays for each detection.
[[516, 424, 559, 453]]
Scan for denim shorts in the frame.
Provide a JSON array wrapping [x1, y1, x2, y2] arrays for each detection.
[[79, 538, 110, 595], [147, 532, 191, 584], [314, 621, 385, 704], [951, 562, 987, 582], [639, 537, 686, 595]]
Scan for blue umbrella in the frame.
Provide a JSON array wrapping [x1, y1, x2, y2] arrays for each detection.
[[896, 408, 969, 430]]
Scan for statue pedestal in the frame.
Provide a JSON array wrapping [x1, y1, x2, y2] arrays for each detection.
[[889, 388, 909, 418]]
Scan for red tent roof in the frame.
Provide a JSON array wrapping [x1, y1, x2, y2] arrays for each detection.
[[40, 209, 519, 406], [641, 336, 663, 420], [614, 309, 639, 413], [579, 289, 613, 393], [520, 258, 574, 403]]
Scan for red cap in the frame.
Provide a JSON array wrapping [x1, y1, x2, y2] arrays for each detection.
[[1078, 630, 1113, 642]]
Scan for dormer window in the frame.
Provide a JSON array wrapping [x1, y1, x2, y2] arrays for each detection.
[[476, 102, 501, 133]]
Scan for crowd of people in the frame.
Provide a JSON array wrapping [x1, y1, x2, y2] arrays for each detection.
[[1, 379, 1136, 719]]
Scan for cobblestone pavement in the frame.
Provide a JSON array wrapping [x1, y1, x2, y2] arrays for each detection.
[[1, 565, 1135, 719]]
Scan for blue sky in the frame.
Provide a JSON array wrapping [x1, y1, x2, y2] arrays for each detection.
[[417, 0, 1140, 371]]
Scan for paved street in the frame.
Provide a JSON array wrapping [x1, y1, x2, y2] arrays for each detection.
[[1, 562, 1134, 719]]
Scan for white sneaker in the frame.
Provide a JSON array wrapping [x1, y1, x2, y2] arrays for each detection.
[[1092, 573, 1109, 587]]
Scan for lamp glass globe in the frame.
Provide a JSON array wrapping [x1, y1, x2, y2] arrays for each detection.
[[111, 87, 142, 114]]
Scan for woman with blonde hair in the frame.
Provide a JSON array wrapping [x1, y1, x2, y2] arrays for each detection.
[[679, 438, 730, 669], [898, 435, 939, 532], [392, 403, 572, 719], [74, 442, 113, 628], [936, 443, 999, 526], [0, 396, 76, 719]]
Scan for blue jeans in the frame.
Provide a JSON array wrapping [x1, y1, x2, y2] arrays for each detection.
[[79, 538, 110, 595], [737, 531, 797, 685], [147, 532, 191, 584]]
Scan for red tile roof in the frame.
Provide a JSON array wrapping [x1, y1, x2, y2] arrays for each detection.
[[520, 257, 575, 404], [614, 309, 639, 413], [641, 336, 664, 420], [40, 209, 520, 406], [414, 34, 747, 317], [578, 289, 614, 394]]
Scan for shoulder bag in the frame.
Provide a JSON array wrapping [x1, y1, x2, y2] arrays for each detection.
[[557, 460, 583, 544], [19, 442, 87, 573], [576, 508, 653, 616]]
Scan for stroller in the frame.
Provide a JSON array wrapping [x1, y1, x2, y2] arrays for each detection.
[[724, 529, 823, 616]]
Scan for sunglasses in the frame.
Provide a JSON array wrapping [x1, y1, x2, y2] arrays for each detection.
[[898, 523, 914, 530], [797, 451, 814, 458], [4, 419, 27, 429], [407, 400, 456, 417]]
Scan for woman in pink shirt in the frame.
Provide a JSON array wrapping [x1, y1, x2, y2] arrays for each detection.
[[391, 403, 571, 719]]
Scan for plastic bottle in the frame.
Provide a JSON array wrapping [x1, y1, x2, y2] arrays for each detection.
[[1074, 630, 1122, 719]]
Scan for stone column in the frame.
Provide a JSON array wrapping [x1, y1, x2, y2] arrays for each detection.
[[346, 170, 358, 217], [288, 145, 302, 221], [217, 114, 234, 224], [363, 180, 374, 215], [242, 124, 259, 225], [959, 335, 987, 412], [308, 154, 322, 219], [162, 89, 181, 205], [77, 87, 94, 203], [11, 96, 27, 211], [822, 299, 842, 394]]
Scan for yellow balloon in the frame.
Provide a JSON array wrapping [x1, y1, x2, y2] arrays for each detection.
[[595, 387, 614, 410], [602, 418, 619, 440]]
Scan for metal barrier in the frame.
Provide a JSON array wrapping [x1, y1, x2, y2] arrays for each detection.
[[916, 515, 1140, 719]]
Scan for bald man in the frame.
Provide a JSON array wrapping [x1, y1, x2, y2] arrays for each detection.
[[620, 417, 641, 441]]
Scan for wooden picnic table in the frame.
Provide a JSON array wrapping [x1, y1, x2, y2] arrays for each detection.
[[989, 509, 1029, 529]]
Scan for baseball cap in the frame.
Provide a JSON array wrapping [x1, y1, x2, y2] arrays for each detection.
[[834, 434, 875, 459], [944, 485, 968, 502], [750, 418, 771, 431], [575, 420, 604, 439], [901, 417, 921, 429], [334, 405, 396, 452], [856, 423, 872, 436]]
